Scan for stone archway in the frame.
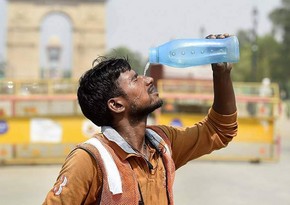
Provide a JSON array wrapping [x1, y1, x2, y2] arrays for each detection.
[[6, 0, 106, 79], [40, 12, 73, 79]]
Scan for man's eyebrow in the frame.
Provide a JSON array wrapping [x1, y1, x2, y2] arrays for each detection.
[[130, 72, 138, 80]]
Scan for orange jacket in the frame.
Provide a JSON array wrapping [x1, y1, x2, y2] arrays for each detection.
[[77, 127, 175, 204], [43, 108, 238, 204]]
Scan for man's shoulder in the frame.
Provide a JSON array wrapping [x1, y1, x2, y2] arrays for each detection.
[[147, 125, 176, 136], [147, 125, 169, 135], [67, 146, 97, 165]]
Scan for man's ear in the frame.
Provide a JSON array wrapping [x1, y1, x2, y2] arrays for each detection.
[[108, 97, 125, 113]]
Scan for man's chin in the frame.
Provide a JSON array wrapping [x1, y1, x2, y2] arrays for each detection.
[[153, 98, 163, 108], [150, 99, 163, 113], [130, 99, 163, 117], [142, 99, 163, 116]]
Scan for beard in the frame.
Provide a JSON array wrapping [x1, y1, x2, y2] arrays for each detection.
[[129, 98, 163, 119]]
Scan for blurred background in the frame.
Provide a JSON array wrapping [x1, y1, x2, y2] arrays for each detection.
[[0, 0, 289, 204]]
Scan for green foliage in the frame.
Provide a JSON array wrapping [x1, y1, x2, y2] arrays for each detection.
[[269, 0, 290, 97], [106, 46, 146, 75], [232, 30, 258, 82], [233, 0, 290, 98], [233, 30, 280, 82], [231, 30, 252, 82], [0, 61, 5, 79], [256, 35, 280, 81]]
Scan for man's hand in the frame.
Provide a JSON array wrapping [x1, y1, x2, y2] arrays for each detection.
[[206, 33, 237, 115], [206, 34, 233, 73]]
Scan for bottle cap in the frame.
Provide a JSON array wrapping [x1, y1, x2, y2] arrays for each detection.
[[149, 47, 158, 63]]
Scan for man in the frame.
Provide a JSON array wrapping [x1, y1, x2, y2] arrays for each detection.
[[43, 34, 238, 205]]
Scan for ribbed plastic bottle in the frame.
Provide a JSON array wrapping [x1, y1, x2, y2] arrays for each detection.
[[149, 36, 240, 68]]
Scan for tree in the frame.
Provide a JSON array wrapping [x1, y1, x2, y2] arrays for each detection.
[[0, 61, 6, 78], [106, 46, 146, 75], [269, 0, 290, 97], [257, 35, 280, 80], [232, 30, 255, 82], [233, 30, 280, 84]]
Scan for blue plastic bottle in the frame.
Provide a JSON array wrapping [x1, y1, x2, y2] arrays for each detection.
[[149, 36, 240, 68]]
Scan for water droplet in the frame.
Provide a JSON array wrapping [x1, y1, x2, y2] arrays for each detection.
[[172, 52, 176, 56], [181, 51, 185, 55], [191, 51, 195, 54], [201, 50, 205, 54], [143, 62, 150, 76]]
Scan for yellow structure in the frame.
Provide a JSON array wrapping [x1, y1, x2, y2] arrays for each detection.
[[0, 78, 281, 164], [0, 80, 100, 164], [155, 79, 281, 162]]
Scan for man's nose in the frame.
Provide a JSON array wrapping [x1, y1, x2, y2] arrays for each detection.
[[143, 76, 153, 84]]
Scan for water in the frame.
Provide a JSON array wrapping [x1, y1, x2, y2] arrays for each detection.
[[162, 46, 229, 68], [149, 36, 239, 68], [143, 62, 150, 76]]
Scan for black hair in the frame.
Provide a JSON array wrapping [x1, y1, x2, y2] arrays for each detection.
[[77, 56, 131, 126]]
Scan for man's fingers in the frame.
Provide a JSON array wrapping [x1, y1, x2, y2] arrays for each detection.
[[206, 34, 216, 39], [212, 62, 233, 72], [206, 33, 231, 39]]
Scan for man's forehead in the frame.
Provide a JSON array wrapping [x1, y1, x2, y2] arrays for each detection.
[[119, 70, 136, 80]]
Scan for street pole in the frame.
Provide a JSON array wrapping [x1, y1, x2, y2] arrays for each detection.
[[251, 7, 258, 82]]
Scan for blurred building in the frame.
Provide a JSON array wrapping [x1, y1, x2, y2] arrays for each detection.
[[5, 0, 106, 79]]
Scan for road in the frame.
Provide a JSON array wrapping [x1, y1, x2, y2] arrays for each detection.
[[174, 106, 290, 205], [0, 108, 289, 205]]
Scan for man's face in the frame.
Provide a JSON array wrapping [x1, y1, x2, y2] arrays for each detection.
[[117, 70, 163, 117]]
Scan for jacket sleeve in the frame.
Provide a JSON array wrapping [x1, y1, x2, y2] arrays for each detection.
[[42, 149, 102, 205], [157, 108, 238, 169]]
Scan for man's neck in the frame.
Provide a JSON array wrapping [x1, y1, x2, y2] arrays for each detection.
[[113, 120, 147, 152]]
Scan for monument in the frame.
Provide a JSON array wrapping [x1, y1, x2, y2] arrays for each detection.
[[6, 0, 106, 79]]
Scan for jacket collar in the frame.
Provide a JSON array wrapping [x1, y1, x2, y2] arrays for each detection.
[[101, 126, 163, 155], [101, 126, 136, 154]]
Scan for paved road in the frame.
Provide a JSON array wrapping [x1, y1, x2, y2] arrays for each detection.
[[0, 109, 289, 205], [174, 108, 290, 205]]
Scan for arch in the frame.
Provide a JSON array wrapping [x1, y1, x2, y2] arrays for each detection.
[[39, 10, 74, 28], [6, 0, 106, 79], [40, 12, 73, 78]]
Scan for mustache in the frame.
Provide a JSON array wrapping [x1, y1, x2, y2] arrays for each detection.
[[148, 85, 157, 93]]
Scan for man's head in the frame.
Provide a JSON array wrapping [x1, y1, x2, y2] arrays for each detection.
[[77, 57, 163, 127]]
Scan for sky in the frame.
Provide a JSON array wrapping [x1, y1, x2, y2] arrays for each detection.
[[0, 0, 7, 61], [0, 0, 282, 64], [105, 0, 282, 58]]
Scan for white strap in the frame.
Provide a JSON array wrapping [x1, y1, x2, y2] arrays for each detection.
[[84, 138, 122, 195]]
